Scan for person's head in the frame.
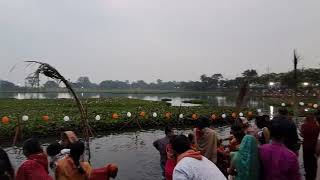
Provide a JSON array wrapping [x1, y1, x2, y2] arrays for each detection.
[[171, 135, 191, 155], [0, 148, 14, 179], [196, 116, 210, 130], [231, 124, 245, 142], [270, 117, 288, 141], [23, 138, 43, 157], [61, 131, 79, 148], [255, 115, 269, 129], [187, 133, 194, 144], [165, 126, 173, 136], [169, 135, 177, 145], [46, 142, 62, 157], [240, 117, 249, 128], [278, 107, 289, 116], [70, 141, 85, 174]]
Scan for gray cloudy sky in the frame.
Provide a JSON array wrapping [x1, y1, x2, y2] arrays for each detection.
[[1, 0, 320, 84]]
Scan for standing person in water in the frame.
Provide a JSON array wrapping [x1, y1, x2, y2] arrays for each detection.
[[259, 117, 301, 180], [228, 135, 260, 180], [193, 116, 218, 163], [301, 114, 320, 180], [172, 135, 226, 180], [16, 138, 53, 180], [55, 141, 92, 180], [0, 148, 15, 180], [153, 126, 174, 179]]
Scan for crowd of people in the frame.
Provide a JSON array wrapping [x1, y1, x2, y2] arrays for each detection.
[[0, 131, 118, 180], [153, 107, 320, 180], [2, 107, 320, 180]]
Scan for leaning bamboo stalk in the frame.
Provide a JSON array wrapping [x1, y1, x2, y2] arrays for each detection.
[[24, 61, 93, 161]]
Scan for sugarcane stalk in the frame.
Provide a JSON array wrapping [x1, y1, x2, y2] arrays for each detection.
[[24, 61, 93, 161]]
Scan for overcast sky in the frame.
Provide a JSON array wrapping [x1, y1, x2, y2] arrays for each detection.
[[1, 0, 320, 84]]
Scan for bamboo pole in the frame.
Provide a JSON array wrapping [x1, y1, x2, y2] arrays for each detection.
[[24, 61, 93, 161], [293, 50, 299, 124]]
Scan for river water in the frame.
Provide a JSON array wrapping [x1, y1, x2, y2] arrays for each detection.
[[5, 127, 231, 180], [0, 92, 267, 108]]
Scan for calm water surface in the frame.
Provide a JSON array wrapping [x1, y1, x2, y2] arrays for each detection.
[[5, 127, 231, 180], [0, 92, 267, 108]]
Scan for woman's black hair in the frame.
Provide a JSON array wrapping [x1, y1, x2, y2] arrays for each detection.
[[70, 141, 85, 174], [172, 135, 191, 154], [256, 115, 270, 129], [23, 138, 43, 157], [0, 148, 14, 179], [196, 116, 210, 129], [270, 117, 288, 140], [46, 142, 62, 157], [231, 124, 245, 142]]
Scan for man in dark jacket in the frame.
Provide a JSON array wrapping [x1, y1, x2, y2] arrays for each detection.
[[276, 107, 300, 154]]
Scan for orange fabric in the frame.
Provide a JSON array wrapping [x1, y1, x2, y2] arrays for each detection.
[[177, 150, 202, 163], [64, 131, 78, 144], [55, 156, 91, 180], [89, 164, 118, 180]]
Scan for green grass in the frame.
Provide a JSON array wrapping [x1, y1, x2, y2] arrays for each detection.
[[0, 98, 255, 140]]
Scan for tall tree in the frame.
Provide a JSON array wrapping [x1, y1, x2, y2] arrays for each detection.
[[43, 80, 59, 89], [0, 80, 18, 90], [76, 76, 93, 88], [242, 69, 258, 78]]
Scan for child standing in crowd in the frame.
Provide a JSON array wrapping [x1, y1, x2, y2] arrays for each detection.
[[0, 148, 15, 180], [46, 142, 64, 171], [153, 126, 174, 179]]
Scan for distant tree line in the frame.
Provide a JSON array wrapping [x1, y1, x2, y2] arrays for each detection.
[[1, 68, 320, 91]]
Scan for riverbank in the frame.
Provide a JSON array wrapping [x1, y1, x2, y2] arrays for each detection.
[[0, 97, 254, 140]]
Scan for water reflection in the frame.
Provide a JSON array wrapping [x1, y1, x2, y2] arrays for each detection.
[[0, 92, 267, 108]]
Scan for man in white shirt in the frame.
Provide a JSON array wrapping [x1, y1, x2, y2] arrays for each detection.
[[172, 135, 226, 180]]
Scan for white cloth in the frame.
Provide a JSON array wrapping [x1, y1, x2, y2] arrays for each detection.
[[60, 149, 70, 155], [173, 156, 226, 180]]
